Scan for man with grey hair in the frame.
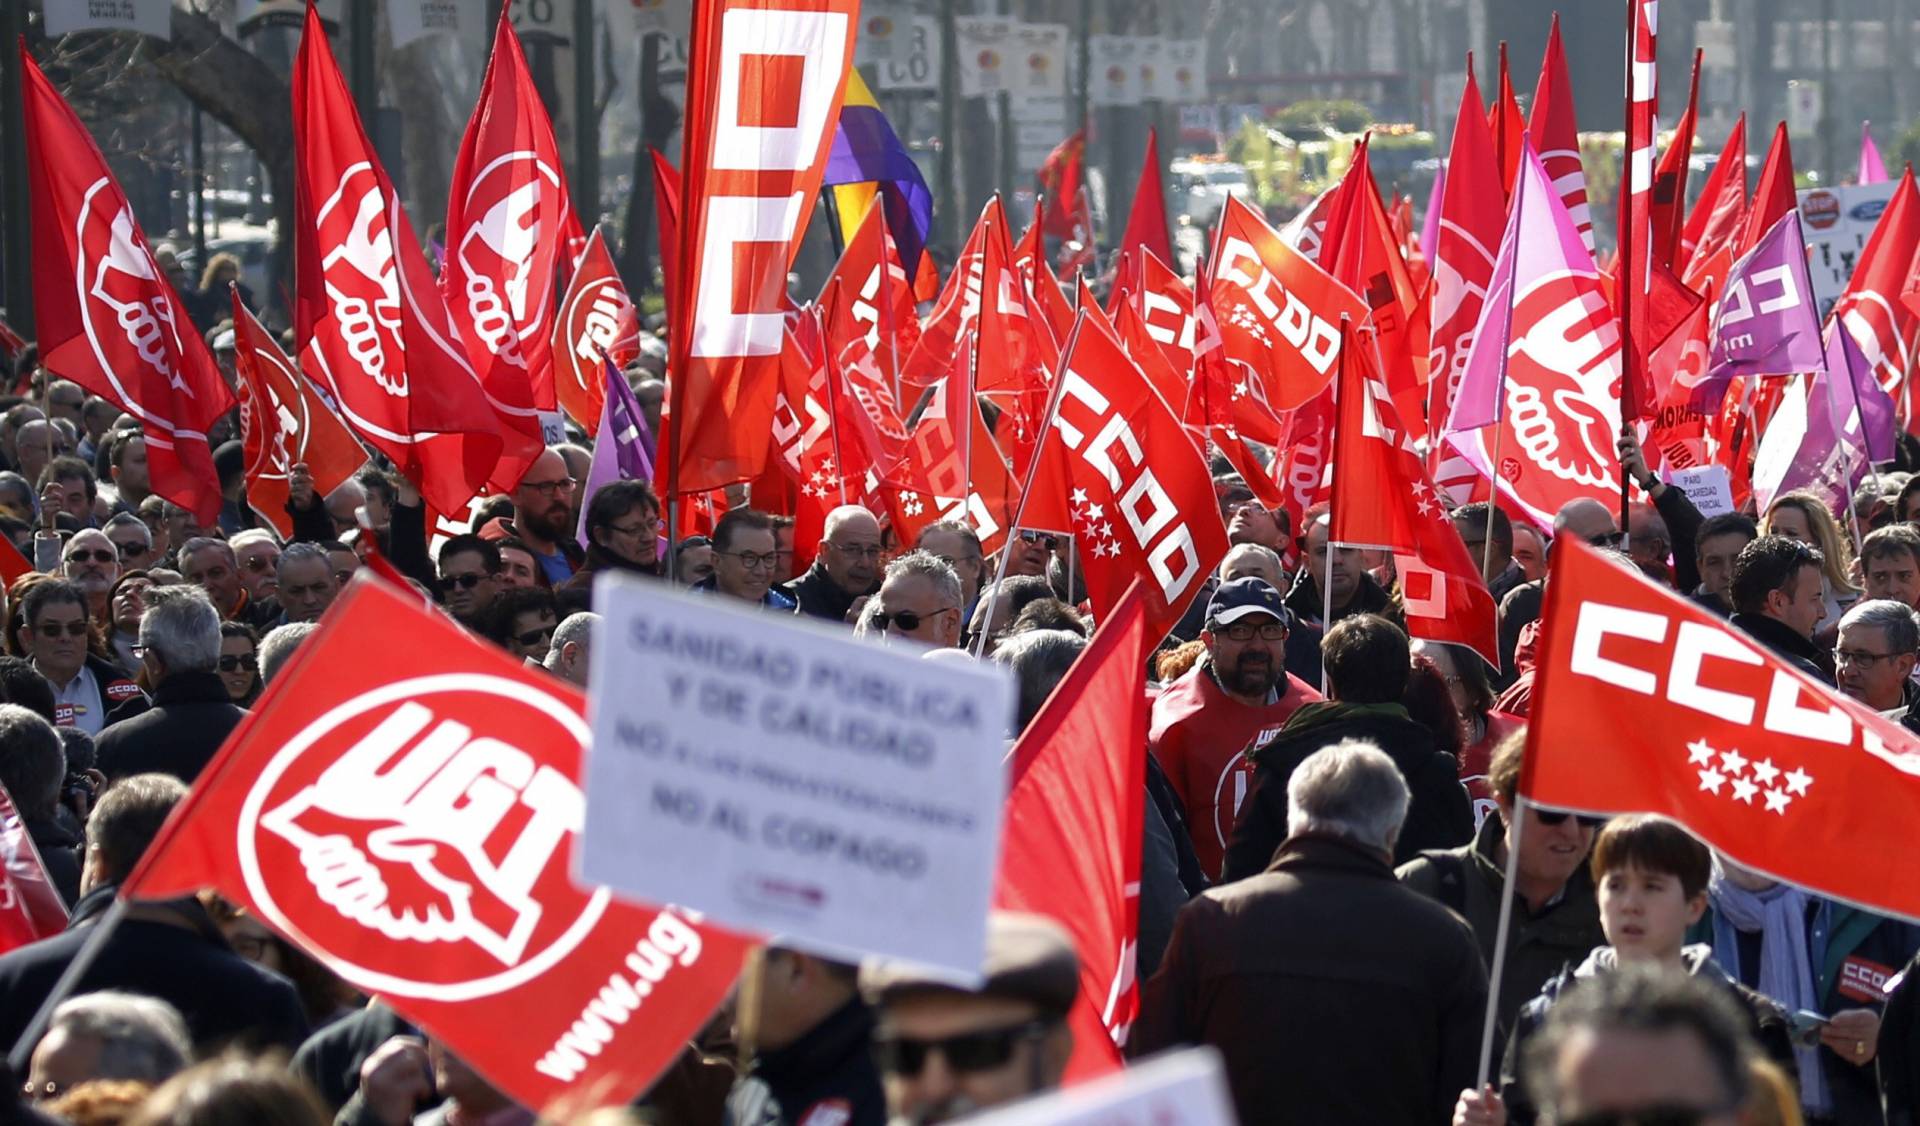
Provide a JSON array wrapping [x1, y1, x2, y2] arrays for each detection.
[[96, 585, 247, 783], [782, 505, 883, 622], [542, 611, 597, 687], [103, 511, 157, 571], [274, 541, 340, 625], [61, 528, 120, 620], [1135, 739, 1487, 1126], [258, 621, 319, 687], [228, 528, 282, 605], [872, 550, 963, 648], [178, 535, 269, 627], [0, 704, 82, 905], [25, 991, 192, 1100], [1834, 597, 1920, 720], [1218, 542, 1285, 589]]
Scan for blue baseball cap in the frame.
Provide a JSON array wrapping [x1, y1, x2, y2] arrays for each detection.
[[1206, 577, 1289, 627]]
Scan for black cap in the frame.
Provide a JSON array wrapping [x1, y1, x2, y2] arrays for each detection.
[[1206, 577, 1288, 628]]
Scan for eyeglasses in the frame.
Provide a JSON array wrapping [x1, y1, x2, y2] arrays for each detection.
[[1215, 621, 1285, 642], [31, 621, 89, 639], [875, 606, 957, 633], [514, 624, 556, 647], [242, 555, 278, 573], [827, 541, 884, 560], [1535, 809, 1606, 829], [1833, 648, 1900, 668], [1018, 531, 1060, 551], [218, 653, 259, 673], [112, 540, 149, 559], [64, 549, 115, 565], [1587, 531, 1628, 548], [721, 551, 779, 572], [520, 477, 576, 497], [441, 572, 489, 589], [936, 553, 984, 572], [872, 1019, 1053, 1078], [607, 516, 660, 537]]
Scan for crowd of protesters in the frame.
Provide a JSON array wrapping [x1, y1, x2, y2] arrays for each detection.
[[5, 313, 1920, 1126]]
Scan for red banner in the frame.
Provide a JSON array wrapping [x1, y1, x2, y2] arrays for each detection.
[[0, 787, 67, 957], [551, 228, 639, 430], [232, 291, 367, 540]]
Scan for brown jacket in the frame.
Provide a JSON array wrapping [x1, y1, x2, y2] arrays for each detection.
[[1133, 833, 1487, 1126]]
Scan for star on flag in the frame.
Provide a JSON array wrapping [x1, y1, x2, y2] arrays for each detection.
[[1681, 738, 1812, 817]]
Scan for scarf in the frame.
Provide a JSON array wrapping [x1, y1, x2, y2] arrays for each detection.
[[1710, 863, 1828, 1113]]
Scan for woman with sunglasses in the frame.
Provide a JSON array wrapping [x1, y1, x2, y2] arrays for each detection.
[[217, 622, 262, 706], [481, 586, 559, 665]]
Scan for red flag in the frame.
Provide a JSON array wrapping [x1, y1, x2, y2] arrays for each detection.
[[1037, 131, 1095, 269], [1023, 310, 1228, 638], [669, 0, 858, 496], [1530, 16, 1595, 252], [443, 8, 580, 417], [1132, 248, 1199, 376], [1273, 386, 1336, 538], [822, 282, 917, 490], [649, 149, 682, 314], [994, 582, 1151, 1082], [0, 787, 67, 958], [0, 538, 33, 588], [122, 578, 752, 1109], [1740, 123, 1797, 256], [1112, 129, 1175, 303], [232, 291, 367, 540], [1318, 143, 1430, 435], [292, 6, 528, 514], [1331, 328, 1499, 667], [1680, 116, 1748, 274], [1524, 541, 1920, 924], [20, 47, 236, 525], [1838, 170, 1920, 422], [1650, 51, 1703, 269], [1013, 217, 1077, 352], [819, 200, 919, 398], [1430, 65, 1506, 439], [551, 228, 640, 431], [1489, 42, 1525, 200], [883, 368, 1018, 561]]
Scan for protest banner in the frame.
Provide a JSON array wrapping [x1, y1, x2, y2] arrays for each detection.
[[582, 574, 1015, 978], [957, 1048, 1237, 1126], [1671, 464, 1734, 517]]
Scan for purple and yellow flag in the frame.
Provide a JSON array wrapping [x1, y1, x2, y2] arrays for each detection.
[[824, 69, 936, 298]]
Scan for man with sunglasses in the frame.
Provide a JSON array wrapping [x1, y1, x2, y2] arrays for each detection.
[[435, 535, 503, 629], [861, 912, 1078, 1125], [102, 513, 157, 572], [782, 505, 883, 623], [1003, 530, 1057, 579], [1401, 733, 1604, 1065], [872, 552, 964, 648], [19, 581, 137, 737], [95, 585, 248, 783], [1150, 578, 1320, 880], [60, 529, 120, 624], [698, 509, 795, 610], [228, 530, 282, 606]]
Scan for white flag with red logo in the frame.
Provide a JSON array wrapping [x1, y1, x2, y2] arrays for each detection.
[[292, 6, 534, 514], [231, 291, 368, 540], [21, 47, 236, 525], [121, 578, 753, 1110], [669, 0, 859, 496], [1331, 328, 1499, 667], [1526, 541, 1920, 924]]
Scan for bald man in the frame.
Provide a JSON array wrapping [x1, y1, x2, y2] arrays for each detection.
[[781, 505, 883, 623]]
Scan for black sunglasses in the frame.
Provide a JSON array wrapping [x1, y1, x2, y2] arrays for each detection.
[[872, 1019, 1052, 1078], [64, 549, 115, 565], [874, 607, 952, 633], [515, 624, 556, 647], [31, 621, 90, 639], [218, 654, 258, 673], [1018, 530, 1060, 551], [1536, 809, 1606, 829], [441, 573, 488, 590]]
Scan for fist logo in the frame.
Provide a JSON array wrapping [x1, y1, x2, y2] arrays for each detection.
[[316, 165, 406, 396], [1503, 273, 1623, 499], [455, 154, 564, 371], [77, 187, 192, 398], [241, 677, 606, 1000]]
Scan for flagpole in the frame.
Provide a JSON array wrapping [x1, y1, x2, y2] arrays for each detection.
[[820, 306, 851, 506], [970, 314, 1086, 660], [1476, 796, 1529, 1088], [1617, 0, 1640, 551], [8, 898, 129, 1075], [1321, 316, 1348, 696]]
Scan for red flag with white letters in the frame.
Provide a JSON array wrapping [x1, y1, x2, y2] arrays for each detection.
[[1529, 17, 1595, 253], [1430, 66, 1505, 440], [121, 578, 753, 1109], [1525, 541, 1920, 923], [293, 6, 532, 513], [443, 8, 580, 417], [994, 582, 1151, 1083], [669, 0, 859, 496], [21, 47, 236, 526], [231, 291, 367, 540], [1331, 328, 1499, 667], [551, 228, 640, 431]]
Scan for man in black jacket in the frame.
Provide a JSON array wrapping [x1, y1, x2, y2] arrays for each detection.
[[0, 774, 307, 1055], [1728, 535, 1833, 685], [95, 586, 247, 783], [1223, 613, 1473, 878], [781, 505, 882, 623], [728, 948, 885, 1126], [0, 705, 83, 906], [1284, 510, 1401, 632]]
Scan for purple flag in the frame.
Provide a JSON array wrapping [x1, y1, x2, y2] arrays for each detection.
[[1444, 135, 1594, 434], [1824, 322, 1898, 464], [1691, 211, 1826, 412], [1861, 121, 1889, 186], [1419, 161, 1446, 268], [575, 358, 655, 550], [1758, 371, 1866, 516]]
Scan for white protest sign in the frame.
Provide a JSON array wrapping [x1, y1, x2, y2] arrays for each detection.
[[1010, 23, 1069, 100], [876, 15, 940, 93], [1671, 464, 1735, 518], [956, 1048, 1238, 1126], [581, 576, 1015, 978], [958, 17, 1015, 97], [44, 0, 171, 39]]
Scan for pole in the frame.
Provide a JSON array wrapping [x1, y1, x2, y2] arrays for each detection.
[[349, 0, 378, 128], [191, 105, 208, 267], [573, 0, 598, 225], [1475, 796, 1529, 1088], [2, 1, 33, 330], [1074, 0, 1092, 136], [937, 0, 959, 240], [8, 899, 128, 1075], [1479, 421, 1506, 584], [995, 90, 1016, 215], [1820, 0, 1836, 187], [1616, 0, 1636, 549], [1321, 316, 1348, 698]]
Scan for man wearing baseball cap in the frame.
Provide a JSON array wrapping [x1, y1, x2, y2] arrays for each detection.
[[1149, 577, 1321, 880], [860, 912, 1079, 1125]]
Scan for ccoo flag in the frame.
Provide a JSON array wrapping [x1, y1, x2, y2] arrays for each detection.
[[1694, 210, 1826, 409]]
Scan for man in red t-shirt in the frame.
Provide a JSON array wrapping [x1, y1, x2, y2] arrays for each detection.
[[1149, 578, 1321, 879]]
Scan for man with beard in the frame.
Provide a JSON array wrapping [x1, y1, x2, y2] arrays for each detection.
[[61, 529, 120, 623], [782, 505, 883, 623], [228, 530, 282, 607], [1285, 508, 1400, 632], [509, 449, 585, 584], [1149, 578, 1321, 880]]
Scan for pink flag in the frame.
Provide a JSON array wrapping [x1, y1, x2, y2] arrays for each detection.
[[1861, 121, 1889, 186]]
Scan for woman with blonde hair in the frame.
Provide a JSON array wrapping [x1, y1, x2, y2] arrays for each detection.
[[1762, 489, 1861, 637]]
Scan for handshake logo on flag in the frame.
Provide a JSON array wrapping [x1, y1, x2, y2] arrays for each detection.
[[80, 193, 192, 396]]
